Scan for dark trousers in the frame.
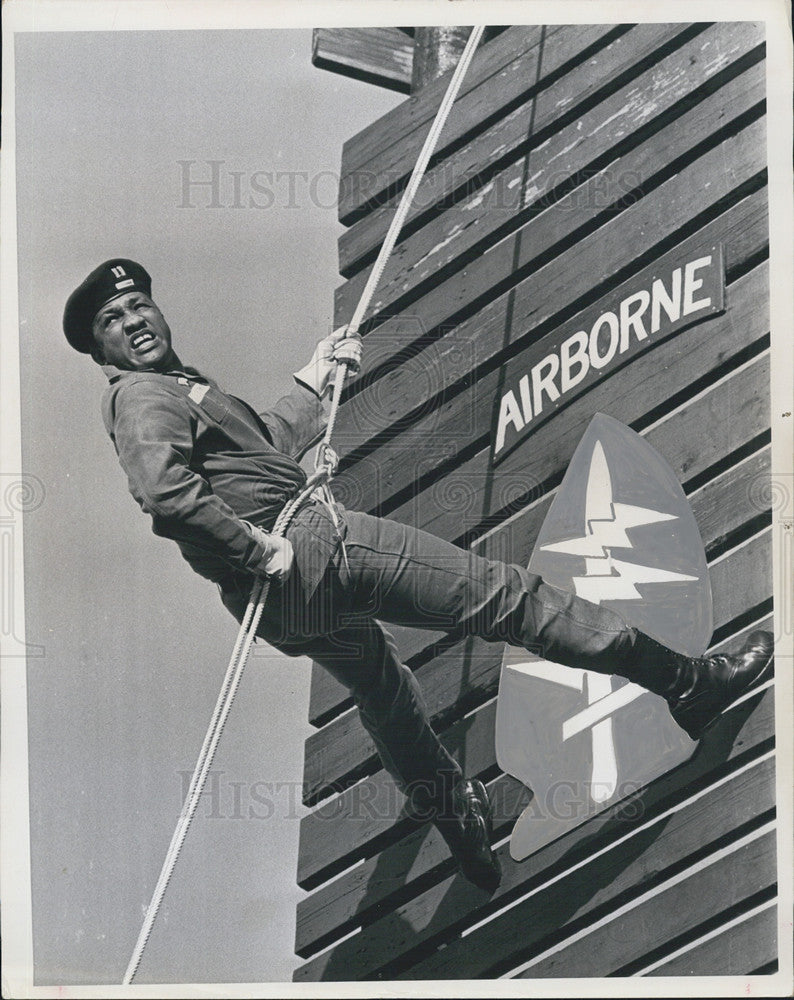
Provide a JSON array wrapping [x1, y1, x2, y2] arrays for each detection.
[[220, 502, 636, 809]]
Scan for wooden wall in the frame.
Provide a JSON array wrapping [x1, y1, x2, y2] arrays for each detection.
[[295, 23, 777, 981]]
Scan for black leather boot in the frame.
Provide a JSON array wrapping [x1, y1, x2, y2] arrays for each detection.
[[623, 630, 774, 740], [434, 778, 502, 892]]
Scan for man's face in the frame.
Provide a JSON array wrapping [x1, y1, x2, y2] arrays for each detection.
[[91, 291, 174, 370]]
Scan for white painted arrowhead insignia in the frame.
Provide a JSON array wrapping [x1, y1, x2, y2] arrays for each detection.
[[496, 414, 711, 861]]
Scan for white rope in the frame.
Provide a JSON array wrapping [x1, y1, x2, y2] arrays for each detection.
[[324, 23, 485, 445], [123, 26, 484, 983], [123, 578, 267, 984], [347, 24, 485, 340]]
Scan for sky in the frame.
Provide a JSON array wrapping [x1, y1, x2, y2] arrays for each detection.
[[12, 25, 400, 985]]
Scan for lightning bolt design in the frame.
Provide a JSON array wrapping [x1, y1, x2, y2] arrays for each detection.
[[538, 438, 696, 801], [541, 440, 696, 603]]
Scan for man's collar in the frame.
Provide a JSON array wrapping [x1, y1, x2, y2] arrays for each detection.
[[102, 362, 209, 384]]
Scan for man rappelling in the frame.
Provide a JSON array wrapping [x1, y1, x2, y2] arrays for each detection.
[[64, 257, 773, 899]]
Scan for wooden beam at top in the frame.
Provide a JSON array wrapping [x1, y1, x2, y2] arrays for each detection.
[[312, 27, 414, 94], [411, 26, 471, 91]]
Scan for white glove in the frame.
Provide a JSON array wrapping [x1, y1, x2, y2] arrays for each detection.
[[293, 326, 363, 397], [245, 521, 294, 581]]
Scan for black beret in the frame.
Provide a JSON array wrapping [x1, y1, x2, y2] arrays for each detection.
[[63, 258, 152, 353]]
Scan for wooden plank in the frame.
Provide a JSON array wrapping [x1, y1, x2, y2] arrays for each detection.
[[688, 447, 772, 551], [310, 243, 770, 726], [313, 246, 769, 721], [511, 829, 777, 979], [336, 112, 766, 422], [340, 26, 550, 172], [295, 622, 772, 959], [297, 609, 773, 956], [335, 200, 765, 490], [295, 754, 776, 978], [312, 28, 414, 94], [338, 22, 764, 276], [338, 23, 584, 221], [309, 262, 770, 726], [305, 434, 772, 798], [645, 903, 777, 976], [302, 443, 772, 805], [311, 31, 768, 729], [295, 526, 772, 890], [295, 774, 528, 959], [388, 302, 770, 549], [338, 24, 694, 223], [331, 124, 767, 486], [478, 409, 772, 566], [334, 196, 768, 501], [336, 44, 764, 323]]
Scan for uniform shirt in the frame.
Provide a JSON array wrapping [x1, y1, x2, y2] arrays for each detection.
[[101, 362, 335, 593]]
